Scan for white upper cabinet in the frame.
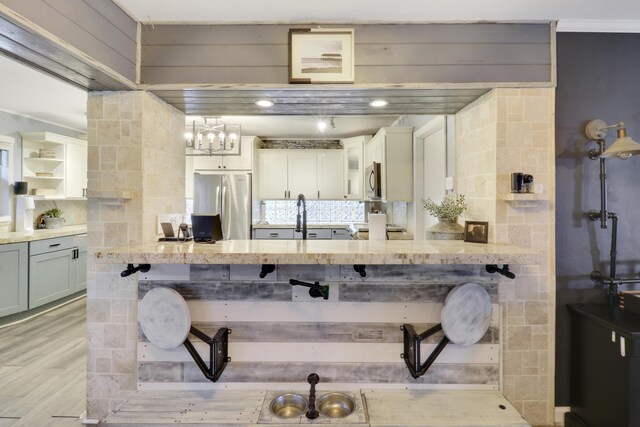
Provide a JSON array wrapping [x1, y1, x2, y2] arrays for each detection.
[[65, 138, 88, 198], [287, 151, 318, 200], [365, 127, 413, 202], [257, 149, 344, 200], [317, 150, 344, 200], [20, 132, 87, 199], [258, 149, 289, 199], [341, 135, 370, 200]]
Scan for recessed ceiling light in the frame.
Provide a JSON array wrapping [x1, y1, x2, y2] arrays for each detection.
[[255, 99, 274, 108], [318, 121, 327, 132], [369, 99, 388, 107]]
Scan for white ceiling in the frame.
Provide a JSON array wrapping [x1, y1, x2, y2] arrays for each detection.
[[0, 54, 87, 132], [114, 0, 640, 27]]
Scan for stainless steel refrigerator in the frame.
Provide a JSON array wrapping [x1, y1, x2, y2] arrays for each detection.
[[193, 173, 252, 240]]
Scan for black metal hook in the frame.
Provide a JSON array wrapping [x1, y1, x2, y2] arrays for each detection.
[[120, 264, 150, 277], [485, 264, 515, 279], [259, 264, 276, 278], [353, 264, 367, 277], [289, 279, 329, 300]]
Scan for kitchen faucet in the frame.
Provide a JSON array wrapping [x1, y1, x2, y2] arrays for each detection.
[[295, 193, 307, 240]]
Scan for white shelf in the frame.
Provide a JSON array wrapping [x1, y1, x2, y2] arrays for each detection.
[[502, 193, 547, 201], [24, 157, 64, 163], [23, 176, 64, 180], [31, 196, 87, 201]]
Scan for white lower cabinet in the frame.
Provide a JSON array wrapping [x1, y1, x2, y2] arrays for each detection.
[[28, 235, 87, 310], [0, 242, 28, 317]]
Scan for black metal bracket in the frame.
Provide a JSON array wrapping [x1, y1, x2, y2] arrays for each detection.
[[485, 264, 515, 279], [259, 264, 276, 278], [183, 326, 231, 382], [120, 264, 150, 277], [401, 323, 450, 379], [289, 279, 329, 300], [353, 264, 367, 277]]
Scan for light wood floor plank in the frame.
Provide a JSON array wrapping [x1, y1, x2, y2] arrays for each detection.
[[0, 298, 86, 424]]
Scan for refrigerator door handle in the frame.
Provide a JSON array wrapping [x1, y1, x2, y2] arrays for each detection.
[[215, 185, 221, 214], [222, 185, 227, 224]]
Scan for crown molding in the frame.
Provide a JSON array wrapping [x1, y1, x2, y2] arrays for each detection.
[[557, 19, 640, 33]]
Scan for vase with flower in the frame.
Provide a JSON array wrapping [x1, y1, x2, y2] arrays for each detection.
[[421, 193, 467, 240]]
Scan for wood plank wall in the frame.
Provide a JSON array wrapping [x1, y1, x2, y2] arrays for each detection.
[[0, 0, 137, 82], [137, 264, 501, 391], [141, 23, 552, 85]]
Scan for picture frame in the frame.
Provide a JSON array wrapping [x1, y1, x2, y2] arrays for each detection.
[[464, 221, 489, 244], [289, 28, 355, 84]]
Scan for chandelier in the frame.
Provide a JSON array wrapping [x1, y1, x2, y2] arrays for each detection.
[[185, 117, 241, 156]]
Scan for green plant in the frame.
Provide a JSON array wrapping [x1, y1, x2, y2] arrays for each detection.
[[421, 193, 467, 220], [43, 208, 63, 218]]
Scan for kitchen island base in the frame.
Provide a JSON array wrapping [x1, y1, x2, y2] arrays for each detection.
[[101, 389, 529, 426]]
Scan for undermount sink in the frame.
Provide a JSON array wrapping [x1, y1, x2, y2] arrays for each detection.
[[317, 392, 355, 418], [269, 393, 308, 419]]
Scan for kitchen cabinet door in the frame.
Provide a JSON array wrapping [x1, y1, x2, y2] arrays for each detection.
[[342, 136, 369, 200], [258, 150, 289, 199], [29, 248, 74, 309], [220, 136, 254, 170], [317, 150, 343, 200], [65, 138, 87, 198], [191, 155, 224, 171], [73, 235, 87, 291], [287, 151, 317, 200], [0, 242, 28, 317]]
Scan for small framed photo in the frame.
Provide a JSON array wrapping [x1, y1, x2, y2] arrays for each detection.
[[464, 221, 489, 244], [289, 28, 355, 83]]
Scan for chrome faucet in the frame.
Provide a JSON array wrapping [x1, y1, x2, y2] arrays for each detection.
[[295, 193, 307, 240]]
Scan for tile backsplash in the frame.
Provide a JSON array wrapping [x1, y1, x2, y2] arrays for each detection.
[[264, 200, 364, 224], [34, 200, 87, 226]]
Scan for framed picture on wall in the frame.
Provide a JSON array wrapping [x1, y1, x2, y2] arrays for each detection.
[[464, 221, 489, 244], [289, 29, 355, 83]]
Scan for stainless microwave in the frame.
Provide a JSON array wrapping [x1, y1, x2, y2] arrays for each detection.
[[365, 162, 382, 199]]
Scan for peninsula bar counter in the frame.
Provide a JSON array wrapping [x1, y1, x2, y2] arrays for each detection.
[[94, 239, 539, 265], [90, 239, 539, 426]]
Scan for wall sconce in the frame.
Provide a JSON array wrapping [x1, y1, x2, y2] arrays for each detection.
[[584, 119, 640, 295]]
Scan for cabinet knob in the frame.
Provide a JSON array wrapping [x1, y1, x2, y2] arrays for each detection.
[[223, 166, 227, 168]]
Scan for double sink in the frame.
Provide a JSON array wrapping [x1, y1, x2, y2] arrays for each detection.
[[260, 390, 366, 424]]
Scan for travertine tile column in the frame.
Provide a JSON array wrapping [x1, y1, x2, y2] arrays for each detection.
[[456, 88, 555, 426], [85, 91, 184, 419]]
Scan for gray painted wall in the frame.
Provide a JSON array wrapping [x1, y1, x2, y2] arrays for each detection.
[[0, 0, 137, 82], [141, 23, 552, 85], [555, 32, 640, 405]]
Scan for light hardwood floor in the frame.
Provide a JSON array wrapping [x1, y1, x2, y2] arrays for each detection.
[[0, 298, 86, 426]]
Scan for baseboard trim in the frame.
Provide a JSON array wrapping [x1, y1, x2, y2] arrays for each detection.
[[555, 406, 570, 426]]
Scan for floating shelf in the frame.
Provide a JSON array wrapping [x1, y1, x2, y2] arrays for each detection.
[[86, 190, 134, 200], [24, 157, 64, 163], [502, 193, 548, 207], [23, 176, 64, 180]]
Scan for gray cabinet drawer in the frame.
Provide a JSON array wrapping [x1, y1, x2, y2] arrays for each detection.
[[30, 236, 74, 256], [294, 228, 332, 240], [331, 228, 352, 240], [254, 229, 294, 239]]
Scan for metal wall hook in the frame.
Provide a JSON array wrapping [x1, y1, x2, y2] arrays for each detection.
[[485, 264, 515, 279], [120, 263, 150, 277], [353, 264, 367, 277], [259, 264, 276, 278], [289, 279, 329, 300]]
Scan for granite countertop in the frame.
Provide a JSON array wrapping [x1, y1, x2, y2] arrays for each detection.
[[0, 224, 87, 244], [95, 239, 539, 265], [353, 231, 414, 240], [252, 223, 353, 229]]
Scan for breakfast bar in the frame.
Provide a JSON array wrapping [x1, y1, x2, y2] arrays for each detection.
[[91, 240, 538, 426]]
